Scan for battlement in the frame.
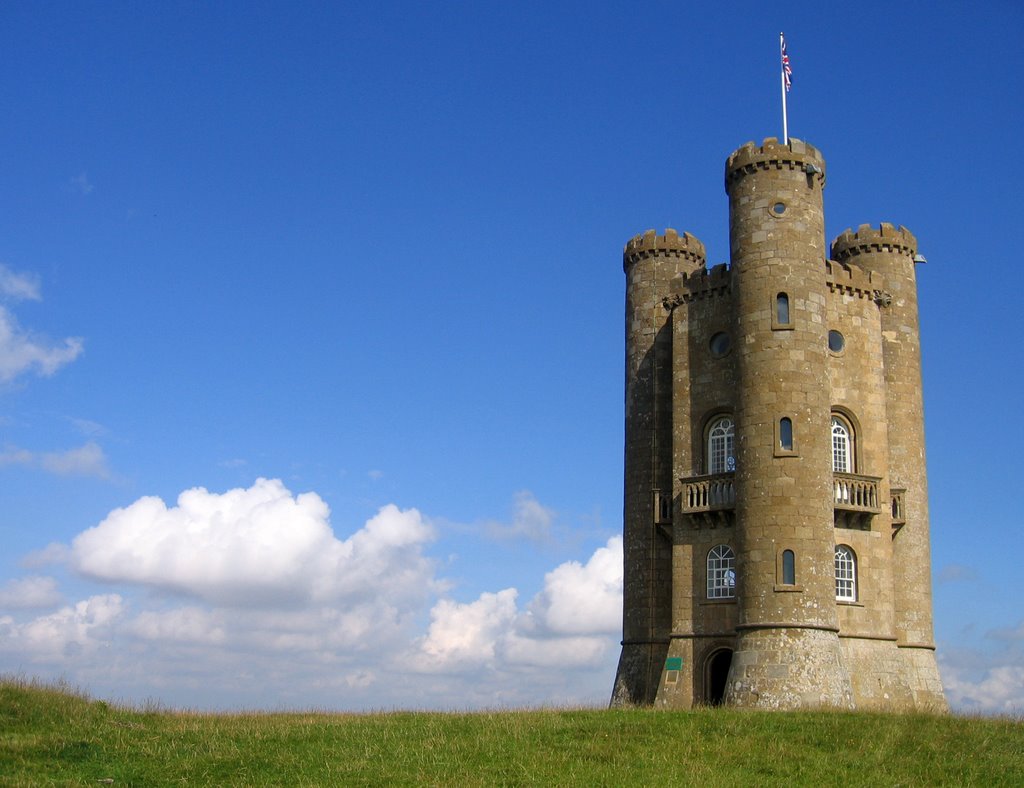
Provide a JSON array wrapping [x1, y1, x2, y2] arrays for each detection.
[[825, 259, 882, 299], [831, 223, 917, 262], [725, 137, 826, 192], [623, 228, 706, 272], [664, 262, 731, 307]]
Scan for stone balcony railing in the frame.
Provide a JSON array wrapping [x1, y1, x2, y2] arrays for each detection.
[[833, 472, 881, 512], [676, 471, 883, 530], [680, 473, 735, 528], [833, 472, 881, 529]]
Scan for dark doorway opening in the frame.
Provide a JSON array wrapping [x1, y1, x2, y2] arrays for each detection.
[[706, 648, 733, 706]]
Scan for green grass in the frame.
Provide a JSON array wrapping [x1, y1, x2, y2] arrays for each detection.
[[1, 677, 1022, 786]]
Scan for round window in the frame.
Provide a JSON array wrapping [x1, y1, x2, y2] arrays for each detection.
[[709, 332, 731, 357], [771, 202, 787, 216], [828, 330, 845, 353]]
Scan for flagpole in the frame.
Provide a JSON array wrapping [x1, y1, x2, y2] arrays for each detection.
[[780, 32, 788, 144]]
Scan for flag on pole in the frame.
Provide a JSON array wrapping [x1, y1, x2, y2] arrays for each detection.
[[782, 34, 790, 92], [781, 34, 793, 92]]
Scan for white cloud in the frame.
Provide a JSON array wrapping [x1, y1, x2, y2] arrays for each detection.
[[942, 661, 1024, 715], [484, 490, 555, 542], [0, 441, 112, 479], [0, 264, 41, 301], [526, 536, 622, 636], [0, 306, 83, 383], [0, 595, 123, 662], [0, 487, 625, 710], [0, 445, 34, 468], [421, 589, 519, 667], [21, 542, 71, 568], [418, 536, 623, 673], [128, 607, 228, 646], [0, 576, 63, 609], [71, 478, 438, 607], [41, 442, 112, 478]]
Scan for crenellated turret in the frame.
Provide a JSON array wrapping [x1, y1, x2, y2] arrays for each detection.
[[831, 223, 947, 711], [612, 228, 706, 707], [723, 138, 853, 709]]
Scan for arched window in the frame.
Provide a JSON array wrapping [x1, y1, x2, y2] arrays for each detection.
[[779, 417, 793, 451], [782, 550, 795, 585], [835, 545, 857, 601], [707, 416, 735, 475], [707, 545, 736, 599], [832, 416, 853, 473], [776, 292, 790, 325]]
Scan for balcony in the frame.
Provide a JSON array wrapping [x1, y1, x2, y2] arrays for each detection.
[[676, 471, 883, 530], [833, 472, 881, 530], [680, 473, 735, 529]]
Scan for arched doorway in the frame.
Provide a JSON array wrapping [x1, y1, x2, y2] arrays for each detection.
[[705, 648, 733, 706]]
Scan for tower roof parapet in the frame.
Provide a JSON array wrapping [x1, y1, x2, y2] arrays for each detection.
[[725, 137, 826, 192], [831, 223, 917, 262], [623, 228, 706, 272], [825, 259, 883, 300], [664, 262, 730, 307]]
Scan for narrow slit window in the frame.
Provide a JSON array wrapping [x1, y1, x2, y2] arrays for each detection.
[[776, 292, 790, 325], [779, 417, 793, 451], [782, 550, 795, 585]]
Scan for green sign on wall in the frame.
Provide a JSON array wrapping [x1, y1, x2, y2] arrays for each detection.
[[665, 657, 683, 671]]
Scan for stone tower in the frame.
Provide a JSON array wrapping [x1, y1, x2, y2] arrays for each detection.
[[611, 138, 946, 711]]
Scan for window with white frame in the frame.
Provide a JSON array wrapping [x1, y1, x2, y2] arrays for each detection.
[[835, 545, 857, 601], [832, 416, 853, 473], [707, 544, 736, 599], [708, 417, 735, 475]]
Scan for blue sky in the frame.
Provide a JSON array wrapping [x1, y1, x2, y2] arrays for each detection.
[[0, 1, 1022, 713]]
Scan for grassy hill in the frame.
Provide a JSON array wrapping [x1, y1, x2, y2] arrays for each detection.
[[2, 677, 1022, 786]]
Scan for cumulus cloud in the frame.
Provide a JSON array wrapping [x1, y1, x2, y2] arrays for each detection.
[[942, 661, 1024, 715], [71, 478, 437, 607], [0, 306, 83, 383], [419, 536, 623, 672], [421, 589, 519, 667], [0, 576, 63, 609], [0, 441, 112, 479], [128, 607, 228, 646], [0, 486, 625, 710], [0, 595, 123, 662], [525, 536, 622, 636]]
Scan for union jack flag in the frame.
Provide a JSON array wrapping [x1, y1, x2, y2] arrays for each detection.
[[781, 34, 793, 92]]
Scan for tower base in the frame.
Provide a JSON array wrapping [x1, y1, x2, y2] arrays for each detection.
[[610, 641, 668, 707], [725, 627, 854, 710], [900, 646, 948, 712], [840, 637, 915, 710]]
